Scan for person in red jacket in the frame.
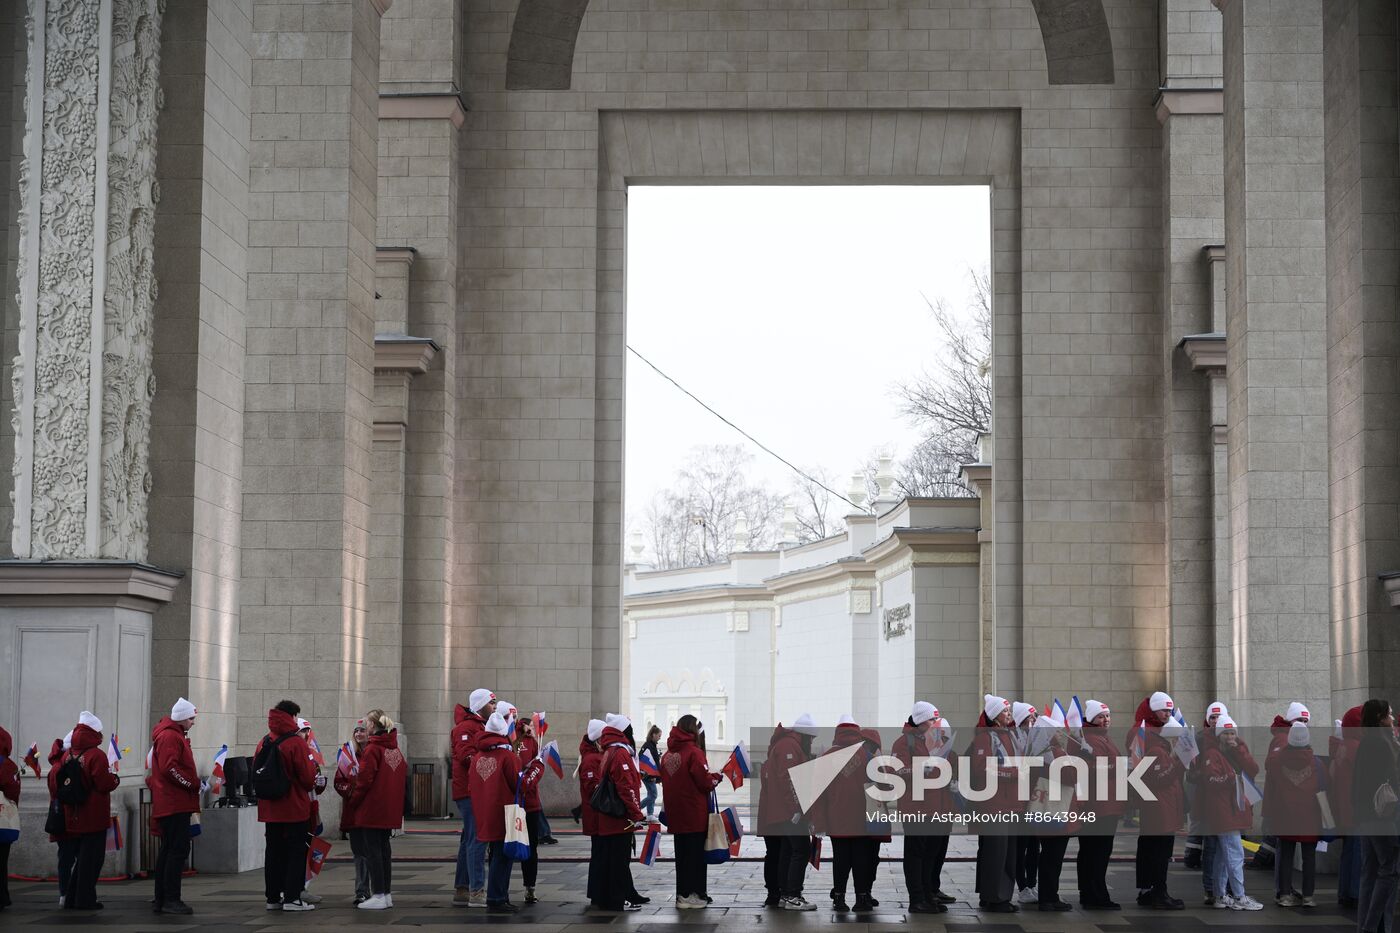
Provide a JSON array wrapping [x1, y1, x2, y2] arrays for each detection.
[[59, 711, 120, 910], [1189, 715, 1261, 910], [1266, 722, 1322, 907], [579, 719, 605, 905], [148, 698, 200, 915], [967, 694, 1019, 912], [659, 715, 721, 908], [810, 718, 881, 913], [893, 702, 956, 914], [1075, 700, 1123, 910], [254, 700, 319, 911], [0, 725, 19, 910], [348, 710, 407, 911], [471, 711, 524, 913], [1126, 692, 1186, 910], [514, 741, 547, 905], [46, 733, 79, 906], [335, 719, 370, 903], [758, 713, 818, 910], [593, 716, 645, 912], [452, 687, 495, 908], [517, 716, 558, 845], [1331, 705, 1364, 907]]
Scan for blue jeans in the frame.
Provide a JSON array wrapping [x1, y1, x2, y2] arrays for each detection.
[[1211, 833, 1244, 898], [486, 841, 514, 904], [455, 799, 486, 891], [642, 779, 658, 817]]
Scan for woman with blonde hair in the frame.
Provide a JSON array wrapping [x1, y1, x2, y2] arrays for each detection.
[[334, 719, 370, 904], [349, 710, 407, 910]]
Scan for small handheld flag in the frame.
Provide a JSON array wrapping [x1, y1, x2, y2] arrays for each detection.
[[23, 742, 41, 778], [1239, 773, 1263, 808], [210, 744, 229, 795], [638, 749, 661, 778], [1066, 697, 1085, 731], [305, 836, 333, 884], [107, 734, 122, 771], [145, 745, 154, 771], [305, 730, 325, 767], [638, 820, 661, 866], [532, 711, 548, 738], [721, 806, 744, 844], [336, 741, 358, 776], [543, 740, 564, 778], [721, 741, 751, 789]]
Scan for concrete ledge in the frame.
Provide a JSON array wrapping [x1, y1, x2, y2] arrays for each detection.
[[374, 334, 441, 374], [0, 560, 182, 608], [191, 805, 264, 874], [1155, 88, 1225, 124], [1179, 332, 1227, 373], [378, 93, 466, 128], [1382, 572, 1400, 609]]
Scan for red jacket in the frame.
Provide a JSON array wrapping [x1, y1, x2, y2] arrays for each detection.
[[891, 723, 956, 828], [147, 717, 200, 819], [1189, 730, 1257, 833], [810, 724, 877, 838], [469, 732, 521, 842], [333, 741, 363, 832], [61, 724, 121, 835], [594, 728, 644, 835], [963, 713, 1022, 816], [1125, 699, 1186, 834], [518, 734, 539, 764], [658, 727, 718, 834], [1076, 726, 1126, 818], [451, 704, 486, 800], [519, 758, 545, 813], [758, 725, 810, 831], [1330, 705, 1363, 829], [578, 739, 601, 835], [46, 739, 75, 841], [0, 727, 19, 803], [349, 731, 407, 830], [255, 709, 318, 824], [1264, 743, 1322, 842]]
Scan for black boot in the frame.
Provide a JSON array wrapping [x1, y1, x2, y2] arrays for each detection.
[[831, 894, 850, 912], [853, 894, 875, 913]]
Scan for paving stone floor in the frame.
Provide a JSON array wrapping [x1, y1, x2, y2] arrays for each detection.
[[2, 821, 1356, 931]]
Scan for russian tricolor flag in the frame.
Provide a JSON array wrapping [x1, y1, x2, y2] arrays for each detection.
[[532, 711, 547, 737], [543, 740, 564, 779], [721, 741, 750, 789], [336, 741, 357, 776], [1066, 696, 1085, 731], [639, 749, 661, 778], [107, 734, 123, 771], [637, 820, 661, 866], [24, 742, 41, 778], [305, 730, 325, 767], [211, 744, 229, 794]]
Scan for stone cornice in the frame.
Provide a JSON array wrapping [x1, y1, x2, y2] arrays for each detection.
[[1179, 332, 1227, 373], [379, 93, 467, 129], [960, 462, 991, 488], [374, 334, 440, 373], [861, 527, 981, 565], [376, 246, 417, 266], [1154, 88, 1224, 125], [765, 557, 875, 595], [373, 422, 406, 445], [0, 559, 183, 608], [1382, 572, 1400, 609], [1203, 244, 1225, 263]]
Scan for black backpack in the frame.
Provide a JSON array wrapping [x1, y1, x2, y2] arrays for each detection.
[[56, 753, 90, 807], [589, 750, 628, 819], [251, 733, 296, 800]]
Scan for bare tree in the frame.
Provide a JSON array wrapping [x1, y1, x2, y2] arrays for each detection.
[[789, 468, 842, 543]]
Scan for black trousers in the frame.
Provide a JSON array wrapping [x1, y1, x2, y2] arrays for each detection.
[[264, 821, 309, 904], [674, 831, 707, 899], [1036, 834, 1070, 902], [595, 833, 634, 910], [587, 835, 600, 903], [66, 831, 106, 909], [1015, 835, 1040, 889], [520, 811, 542, 888], [1076, 816, 1117, 903], [56, 837, 80, 900], [0, 841, 10, 908], [349, 828, 392, 894], [1276, 838, 1316, 897], [831, 837, 879, 897], [975, 834, 1015, 905], [154, 813, 192, 904], [762, 834, 811, 898], [902, 833, 949, 903], [1136, 833, 1175, 893]]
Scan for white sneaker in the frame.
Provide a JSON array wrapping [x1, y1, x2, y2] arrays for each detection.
[[1214, 895, 1234, 909], [282, 900, 315, 912], [385, 893, 393, 907], [1232, 895, 1263, 911], [1301, 896, 1316, 907], [1018, 886, 1038, 904], [677, 895, 706, 909], [358, 895, 389, 910], [467, 890, 487, 908], [1276, 893, 1301, 907], [782, 896, 817, 911], [298, 890, 323, 904]]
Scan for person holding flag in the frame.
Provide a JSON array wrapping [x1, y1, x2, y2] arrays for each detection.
[[758, 713, 819, 911], [59, 711, 120, 910], [1264, 721, 1322, 907], [451, 687, 495, 908], [1185, 700, 1229, 892], [148, 698, 201, 915], [334, 720, 369, 904], [967, 695, 1020, 913], [892, 701, 954, 914], [253, 700, 319, 911], [593, 714, 647, 912], [1075, 700, 1123, 910], [515, 737, 548, 904], [659, 715, 722, 909], [579, 719, 606, 906], [470, 711, 524, 913], [639, 725, 663, 818], [514, 714, 558, 846], [809, 717, 882, 914], [293, 717, 330, 905], [1009, 702, 1040, 906], [23, 741, 42, 780], [1189, 715, 1262, 909], [1126, 692, 1186, 910], [45, 733, 79, 907], [0, 725, 18, 911], [348, 710, 407, 911]]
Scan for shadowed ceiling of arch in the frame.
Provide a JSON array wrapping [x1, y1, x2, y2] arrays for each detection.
[[504, 0, 1115, 91]]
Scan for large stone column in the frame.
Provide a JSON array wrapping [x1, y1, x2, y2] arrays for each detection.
[[1218, 0, 1331, 726], [1322, 0, 1400, 711]]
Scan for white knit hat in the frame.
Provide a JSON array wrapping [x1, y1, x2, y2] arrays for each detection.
[[78, 711, 102, 733], [296, 718, 311, 731], [606, 713, 632, 733], [486, 712, 509, 736], [837, 713, 856, 726], [586, 719, 606, 742], [1288, 722, 1310, 748], [911, 701, 938, 726], [469, 688, 495, 713], [171, 697, 197, 721], [1215, 716, 1237, 735], [792, 713, 818, 735], [984, 695, 1009, 721], [1206, 700, 1229, 721], [1285, 702, 1311, 723], [498, 701, 517, 719], [62, 730, 73, 750], [1083, 699, 1109, 723], [1011, 702, 1036, 726], [1149, 691, 1174, 713]]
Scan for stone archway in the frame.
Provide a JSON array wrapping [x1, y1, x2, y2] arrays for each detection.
[[505, 0, 1115, 90]]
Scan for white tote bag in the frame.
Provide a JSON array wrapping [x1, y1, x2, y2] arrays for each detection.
[[0, 792, 19, 843], [503, 785, 530, 860]]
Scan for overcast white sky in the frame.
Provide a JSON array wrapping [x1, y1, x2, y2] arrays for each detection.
[[624, 185, 991, 524]]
